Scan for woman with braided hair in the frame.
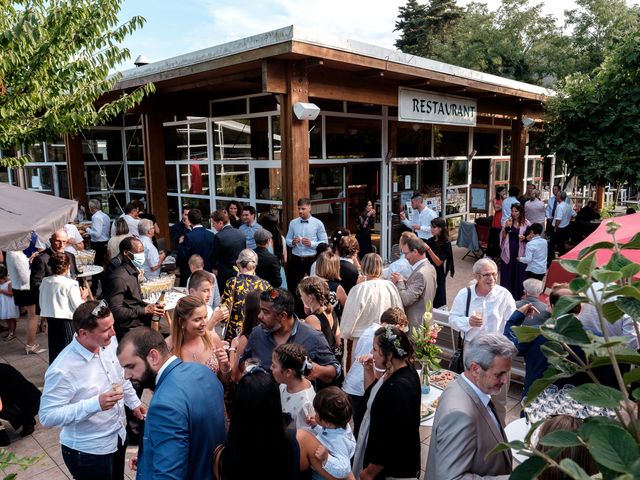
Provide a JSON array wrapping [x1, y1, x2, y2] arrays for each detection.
[[353, 326, 421, 480]]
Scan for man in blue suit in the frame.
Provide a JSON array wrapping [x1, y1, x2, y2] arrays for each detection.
[[117, 328, 225, 480], [177, 208, 216, 287]]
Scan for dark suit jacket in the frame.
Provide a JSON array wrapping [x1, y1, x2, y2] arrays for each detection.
[[426, 377, 512, 479], [103, 260, 149, 338], [211, 225, 246, 294], [30, 249, 78, 312], [178, 226, 215, 283], [339, 260, 359, 294], [254, 246, 282, 288], [137, 359, 226, 480]]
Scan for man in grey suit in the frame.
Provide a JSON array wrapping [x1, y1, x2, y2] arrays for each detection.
[[426, 333, 516, 480], [391, 233, 437, 330]]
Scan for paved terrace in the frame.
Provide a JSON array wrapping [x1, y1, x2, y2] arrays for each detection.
[[0, 246, 523, 479]]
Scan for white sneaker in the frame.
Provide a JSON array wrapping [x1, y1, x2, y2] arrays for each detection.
[[25, 344, 46, 355]]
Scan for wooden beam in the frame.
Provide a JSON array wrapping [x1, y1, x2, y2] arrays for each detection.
[[262, 59, 287, 94], [509, 109, 527, 193], [142, 100, 169, 245], [64, 134, 86, 203], [354, 69, 385, 79], [280, 61, 310, 227], [158, 71, 261, 94]]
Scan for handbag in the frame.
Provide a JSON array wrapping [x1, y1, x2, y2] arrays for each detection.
[[449, 287, 471, 374]]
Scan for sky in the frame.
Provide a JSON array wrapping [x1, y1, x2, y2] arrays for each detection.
[[116, 0, 636, 70]]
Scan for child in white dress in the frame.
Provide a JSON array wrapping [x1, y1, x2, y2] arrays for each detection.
[[0, 266, 20, 341], [271, 343, 316, 429]]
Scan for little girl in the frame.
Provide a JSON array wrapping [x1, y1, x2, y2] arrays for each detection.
[[311, 386, 356, 480], [0, 266, 19, 341], [271, 343, 315, 429]]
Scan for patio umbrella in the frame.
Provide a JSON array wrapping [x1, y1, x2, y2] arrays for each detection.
[[545, 213, 640, 288], [0, 183, 78, 251]]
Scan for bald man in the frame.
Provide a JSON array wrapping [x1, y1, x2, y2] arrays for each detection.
[[30, 229, 79, 315]]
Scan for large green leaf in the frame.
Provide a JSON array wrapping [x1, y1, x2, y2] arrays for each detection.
[[568, 384, 624, 408], [603, 286, 640, 301], [632, 388, 640, 401], [623, 368, 640, 384], [587, 424, 640, 473], [538, 429, 582, 447], [577, 252, 598, 276], [542, 315, 590, 345], [602, 301, 625, 324], [551, 297, 586, 319], [620, 232, 640, 250], [606, 253, 632, 272], [558, 458, 595, 480], [513, 325, 542, 343], [490, 440, 526, 455], [569, 277, 589, 293], [578, 242, 615, 258], [559, 259, 581, 274], [619, 263, 640, 279], [592, 270, 623, 285], [510, 456, 547, 480], [591, 349, 640, 367], [617, 297, 640, 321]]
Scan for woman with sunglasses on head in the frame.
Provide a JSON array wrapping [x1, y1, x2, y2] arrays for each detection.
[[425, 217, 455, 309], [352, 326, 420, 480]]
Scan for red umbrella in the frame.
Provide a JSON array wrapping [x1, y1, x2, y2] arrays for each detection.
[[545, 213, 640, 288]]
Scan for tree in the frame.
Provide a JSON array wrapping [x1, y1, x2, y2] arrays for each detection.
[[0, 0, 154, 168], [537, 25, 640, 190], [394, 0, 464, 58]]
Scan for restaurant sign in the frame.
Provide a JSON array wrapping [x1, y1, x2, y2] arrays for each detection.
[[398, 87, 477, 127]]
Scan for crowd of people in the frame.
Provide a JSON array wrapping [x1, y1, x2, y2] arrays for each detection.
[[0, 189, 636, 480]]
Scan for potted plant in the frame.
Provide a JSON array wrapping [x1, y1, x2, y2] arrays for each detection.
[[411, 301, 443, 393]]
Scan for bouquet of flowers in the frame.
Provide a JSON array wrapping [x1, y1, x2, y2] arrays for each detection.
[[411, 301, 442, 372]]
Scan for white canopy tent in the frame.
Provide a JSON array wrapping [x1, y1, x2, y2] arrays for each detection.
[[0, 183, 78, 251]]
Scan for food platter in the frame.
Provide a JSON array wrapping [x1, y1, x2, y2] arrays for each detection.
[[429, 369, 459, 390]]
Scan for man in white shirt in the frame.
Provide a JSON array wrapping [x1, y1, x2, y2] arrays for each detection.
[[549, 190, 576, 265], [110, 202, 140, 237], [64, 223, 85, 253], [39, 300, 145, 480], [85, 198, 111, 294], [138, 219, 165, 279], [399, 193, 438, 240], [449, 258, 516, 423]]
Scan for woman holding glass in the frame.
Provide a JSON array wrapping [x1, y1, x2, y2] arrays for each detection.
[[425, 217, 455, 309], [500, 203, 530, 300]]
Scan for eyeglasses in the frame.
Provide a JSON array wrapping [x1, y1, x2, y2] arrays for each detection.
[[477, 272, 498, 279], [401, 249, 412, 256], [91, 299, 108, 317]]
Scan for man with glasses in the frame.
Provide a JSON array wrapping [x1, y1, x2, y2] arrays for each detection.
[[30, 229, 79, 315], [390, 233, 437, 330], [39, 300, 145, 480], [117, 327, 225, 480], [449, 258, 516, 424]]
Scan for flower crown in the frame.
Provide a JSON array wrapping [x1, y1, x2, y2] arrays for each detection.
[[382, 326, 407, 357]]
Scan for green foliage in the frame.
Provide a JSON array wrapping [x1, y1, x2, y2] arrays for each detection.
[[0, 0, 154, 167], [505, 230, 640, 479], [0, 449, 41, 479]]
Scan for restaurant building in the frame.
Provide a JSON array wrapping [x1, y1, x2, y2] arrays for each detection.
[[1, 26, 554, 257]]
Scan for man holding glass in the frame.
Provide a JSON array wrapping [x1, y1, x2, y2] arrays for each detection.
[[449, 258, 516, 424], [39, 300, 145, 480]]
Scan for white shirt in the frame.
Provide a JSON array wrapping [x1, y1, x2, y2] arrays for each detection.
[[64, 224, 84, 253], [524, 199, 546, 226], [449, 284, 516, 342], [461, 373, 500, 429], [554, 201, 576, 228], [342, 323, 381, 396], [39, 275, 84, 320], [140, 235, 160, 279], [500, 196, 520, 227], [111, 214, 140, 237], [383, 257, 412, 280], [5, 250, 30, 290], [156, 355, 179, 385], [286, 216, 328, 257], [86, 210, 111, 242], [39, 336, 141, 454], [518, 236, 547, 274], [402, 206, 438, 240]]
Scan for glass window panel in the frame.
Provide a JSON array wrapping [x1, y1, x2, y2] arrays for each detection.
[[446, 187, 468, 216], [434, 126, 468, 157], [312, 201, 345, 235], [167, 196, 182, 225], [0, 167, 11, 184], [26, 143, 45, 162], [392, 163, 420, 208], [473, 130, 501, 155], [255, 168, 281, 201], [495, 160, 510, 182], [211, 98, 246, 117], [250, 95, 278, 113], [271, 116, 282, 161], [87, 193, 127, 218], [419, 160, 444, 215], [85, 164, 125, 191], [502, 131, 512, 155], [166, 165, 178, 193], [309, 117, 322, 159], [125, 129, 144, 161], [128, 164, 146, 190], [527, 130, 540, 155], [179, 197, 212, 227], [179, 164, 209, 195], [311, 167, 344, 200], [57, 166, 69, 199], [165, 123, 208, 161], [312, 99, 344, 112], [554, 159, 564, 176], [256, 204, 283, 225], [26, 166, 53, 192], [325, 117, 381, 159], [214, 165, 250, 198], [390, 121, 431, 158], [213, 118, 268, 160], [471, 158, 491, 185], [82, 130, 123, 163], [47, 138, 67, 162], [346, 102, 382, 115], [447, 159, 468, 186]]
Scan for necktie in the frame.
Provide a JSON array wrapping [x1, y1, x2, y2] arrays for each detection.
[[487, 399, 506, 437], [551, 198, 557, 218]]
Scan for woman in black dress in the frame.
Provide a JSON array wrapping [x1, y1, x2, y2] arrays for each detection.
[[355, 198, 376, 259], [425, 217, 455, 309]]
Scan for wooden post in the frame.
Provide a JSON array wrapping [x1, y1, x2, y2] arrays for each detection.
[[280, 61, 310, 227], [64, 134, 87, 203], [142, 100, 169, 245], [509, 113, 526, 193]]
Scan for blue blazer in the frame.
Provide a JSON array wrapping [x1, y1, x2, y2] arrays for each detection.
[[137, 359, 226, 480], [178, 226, 216, 270]]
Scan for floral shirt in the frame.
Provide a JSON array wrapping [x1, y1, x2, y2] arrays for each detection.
[[221, 274, 271, 342]]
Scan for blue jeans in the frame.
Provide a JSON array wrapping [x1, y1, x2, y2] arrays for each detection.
[[61, 436, 127, 480]]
